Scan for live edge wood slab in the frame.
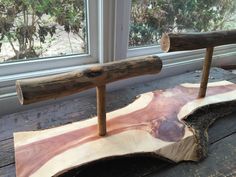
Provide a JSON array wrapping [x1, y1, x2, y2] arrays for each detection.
[[14, 80, 236, 177]]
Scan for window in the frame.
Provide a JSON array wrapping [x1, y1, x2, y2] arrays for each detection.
[[129, 0, 236, 48], [0, 0, 99, 81], [1, 0, 236, 116], [0, 0, 88, 63]]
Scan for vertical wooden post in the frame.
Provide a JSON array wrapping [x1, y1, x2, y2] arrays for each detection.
[[198, 47, 214, 98], [96, 85, 107, 136]]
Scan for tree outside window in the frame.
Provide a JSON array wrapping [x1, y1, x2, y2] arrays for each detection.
[[129, 0, 236, 47], [0, 0, 87, 62]]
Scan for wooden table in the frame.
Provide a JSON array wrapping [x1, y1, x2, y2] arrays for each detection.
[[1, 67, 236, 177]]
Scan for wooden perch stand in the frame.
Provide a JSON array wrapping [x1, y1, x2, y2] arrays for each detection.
[[14, 29, 236, 177], [160, 29, 236, 98], [14, 81, 236, 177], [16, 55, 162, 136]]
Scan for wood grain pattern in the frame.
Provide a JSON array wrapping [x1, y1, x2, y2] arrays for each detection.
[[160, 29, 236, 52], [16, 56, 162, 105], [14, 81, 236, 177]]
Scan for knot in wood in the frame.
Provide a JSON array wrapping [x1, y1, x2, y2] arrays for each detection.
[[84, 67, 103, 78]]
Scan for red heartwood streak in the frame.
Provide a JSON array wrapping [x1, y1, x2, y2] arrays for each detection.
[[15, 84, 236, 177]]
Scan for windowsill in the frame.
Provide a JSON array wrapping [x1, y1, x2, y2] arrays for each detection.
[[0, 61, 100, 90], [0, 54, 97, 77]]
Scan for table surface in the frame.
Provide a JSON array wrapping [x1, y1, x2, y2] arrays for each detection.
[[1, 67, 236, 177]]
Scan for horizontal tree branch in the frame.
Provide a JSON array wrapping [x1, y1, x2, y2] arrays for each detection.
[[160, 29, 236, 52], [16, 55, 162, 105]]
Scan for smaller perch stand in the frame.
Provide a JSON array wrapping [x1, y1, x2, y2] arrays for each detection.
[[16, 56, 162, 136], [160, 29, 236, 98]]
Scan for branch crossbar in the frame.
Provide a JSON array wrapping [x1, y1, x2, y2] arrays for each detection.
[[160, 29, 236, 98], [160, 29, 236, 52], [16, 56, 162, 105]]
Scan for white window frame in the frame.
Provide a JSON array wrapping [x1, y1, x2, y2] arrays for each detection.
[[0, 0, 102, 116], [113, 0, 236, 68], [0, 0, 100, 88]]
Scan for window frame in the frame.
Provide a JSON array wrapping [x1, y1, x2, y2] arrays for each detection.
[[114, 0, 236, 74], [0, 0, 99, 86]]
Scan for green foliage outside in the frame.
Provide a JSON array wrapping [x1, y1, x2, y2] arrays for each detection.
[[0, 0, 86, 60], [129, 0, 236, 47]]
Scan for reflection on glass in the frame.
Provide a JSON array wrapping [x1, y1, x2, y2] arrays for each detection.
[[129, 0, 236, 47]]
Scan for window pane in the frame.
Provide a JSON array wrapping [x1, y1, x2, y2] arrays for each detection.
[[129, 0, 236, 48], [0, 0, 87, 63]]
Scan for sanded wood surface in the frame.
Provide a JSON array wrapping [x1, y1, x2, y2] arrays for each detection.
[[16, 56, 162, 105], [58, 127, 236, 177], [160, 29, 236, 52], [14, 81, 236, 177]]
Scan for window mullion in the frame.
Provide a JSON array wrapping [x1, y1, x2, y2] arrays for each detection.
[[87, 0, 99, 60], [114, 0, 132, 60], [99, 0, 131, 63], [99, 0, 116, 63]]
